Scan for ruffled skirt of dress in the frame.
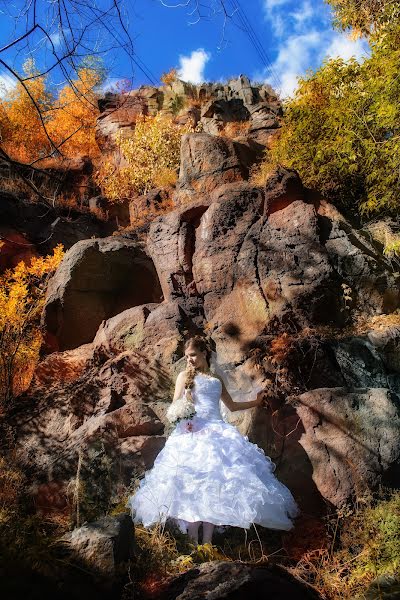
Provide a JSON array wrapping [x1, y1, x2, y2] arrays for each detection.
[[126, 416, 299, 531]]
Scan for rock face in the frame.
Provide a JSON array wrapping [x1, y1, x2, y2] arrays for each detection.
[[15, 151, 400, 515], [152, 560, 322, 600], [96, 92, 150, 151], [14, 301, 186, 512], [95, 75, 280, 153], [42, 236, 163, 351], [291, 387, 400, 507], [59, 514, 134, 577], [0, 191, 113, 268], [174, 134, 250, 203], [317, 200, 400, 315]]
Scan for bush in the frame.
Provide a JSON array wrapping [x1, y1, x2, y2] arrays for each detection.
[[292, 489, 400, 599], [0, 244, 64, 408], [95, 113, 194, 201], [253, 4, 400, 219]]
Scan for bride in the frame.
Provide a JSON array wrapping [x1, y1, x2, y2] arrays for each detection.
[[126, 335, 299, 545]]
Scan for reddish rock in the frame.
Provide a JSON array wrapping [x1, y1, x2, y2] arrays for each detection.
[[14, 297, 189, 507], [291, 387, 400, 507], [129, 188, 171, 226], [264, 166, 304, 215], [151, 560, 322, 600], [0, 190, 112, 257], [0, 227, 37, 272], [95, 92, 151, 151], [13, 347, 170, 506], [92, 301, 183, 367], [174, 133, 249, 203], [32, 480, 72, 516], [32, 343, 94, 386], [42, 237, 164, 351]]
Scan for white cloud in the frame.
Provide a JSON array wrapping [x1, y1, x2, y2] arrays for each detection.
[[265, 30, 321, 97], [0, 73, 16, 98], [49, 31, 62, 49], [264, 0, 331, 38], [325, 33, 369, 61], [264, 0, 290, 10], [177, 48, 210, 84], [260, 0, 370, 99], [290, 0, 314, 29]]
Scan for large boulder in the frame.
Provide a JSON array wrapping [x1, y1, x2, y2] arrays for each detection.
[[192, 188, 342, 363], [316, 200, 400, 315], [15, 344, 168, 514], [14, 299, 190, 512], [42, 236, 164, 351], [152, 560, 322, 600], [174, 133, 250, 203], [244, 387, 400, 512], [287, 387, 400, 507], [59, 513, 134, 577], [0, 190, 113, 259]]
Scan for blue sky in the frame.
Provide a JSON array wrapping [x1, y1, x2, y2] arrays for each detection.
[[0, 0, 369, 99]]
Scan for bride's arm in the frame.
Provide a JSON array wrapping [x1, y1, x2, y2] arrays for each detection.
[[219, 377, 264, 412], [172, 370, 186, 402]]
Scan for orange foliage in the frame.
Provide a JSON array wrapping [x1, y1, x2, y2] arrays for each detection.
[[0, 59, 101, 164], [161, 68, 178, 87], [268, 332, 295, 365], [48, 66, 101, 158], [0, 244, 65, 406], [0, 59, 53, 162]]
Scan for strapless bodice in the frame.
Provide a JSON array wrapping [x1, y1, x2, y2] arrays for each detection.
[[192, 373, 223, 421]]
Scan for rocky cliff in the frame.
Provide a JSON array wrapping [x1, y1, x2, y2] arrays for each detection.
[[5, 76, 400, 529]]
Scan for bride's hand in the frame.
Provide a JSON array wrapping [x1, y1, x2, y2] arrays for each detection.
[[254, 391, 265, 407]]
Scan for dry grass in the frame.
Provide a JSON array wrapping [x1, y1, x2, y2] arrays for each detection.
[[352, 311, 400, 335], [218, 120, 251, 139], [249, 156, 276, 186], [128, 196, 175, 230], [290, 490, 400, 600], [152, 167, 178, 189]]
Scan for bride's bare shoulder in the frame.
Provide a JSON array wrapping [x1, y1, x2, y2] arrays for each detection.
[[176, 370, 186, 382]]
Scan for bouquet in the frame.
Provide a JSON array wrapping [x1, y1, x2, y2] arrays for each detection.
[[166, 389, 196, 426]]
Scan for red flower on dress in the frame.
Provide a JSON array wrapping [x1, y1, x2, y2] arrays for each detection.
[[185, 421, 193, 432]]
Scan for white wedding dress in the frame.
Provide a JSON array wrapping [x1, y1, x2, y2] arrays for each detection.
[[126, 373, 299, 531]]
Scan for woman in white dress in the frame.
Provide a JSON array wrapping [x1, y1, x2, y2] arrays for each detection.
[[126, 336, 299, 545]]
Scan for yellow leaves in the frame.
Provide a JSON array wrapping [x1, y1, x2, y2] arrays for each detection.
[[96, 113, 194, 200], [0, 244, 64, 403], [161, 68, 179, 87], [48, 67, 101, 158], [1, 60, 101, 163]]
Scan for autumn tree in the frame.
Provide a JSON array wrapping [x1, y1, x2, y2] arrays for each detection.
[[255, 0, 400, 219], [0, 245, 64, 410], [161, 68, 179, 87], [326, 0, 400, 36], [48, 58, 106, 159], [0, 59, 53, 163], [0, 0, 135, 199], [96, 113, 194, 201]]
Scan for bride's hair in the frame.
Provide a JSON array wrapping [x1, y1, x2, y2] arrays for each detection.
[[184, 335, 212, 400]]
